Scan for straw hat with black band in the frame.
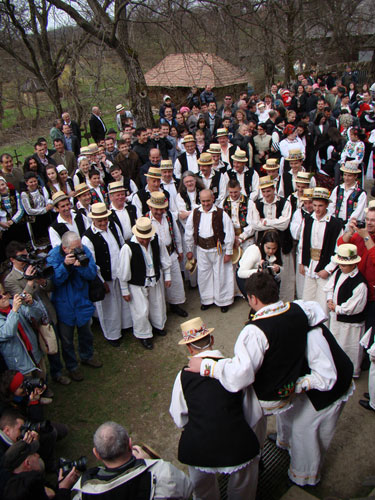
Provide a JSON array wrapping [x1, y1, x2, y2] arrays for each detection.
[[88, 203, 112, 219], [52, 190, 69, 206], [197, 153, 214, 166], [74, 183, 91, 198], [259, 175, 275, 190], [263, 158, 280, 171], [147, 191, 169, 209], [108, 181, 125, 195], [144, 167, 162, 180], [132, 217, 156, 239], [312, 187, 330, 201]]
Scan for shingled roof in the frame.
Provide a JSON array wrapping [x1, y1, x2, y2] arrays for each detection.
[[145, 53, 249, 88]]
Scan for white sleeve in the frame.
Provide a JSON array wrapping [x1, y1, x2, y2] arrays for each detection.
[[159, 240, 172, 280], [48, 226, 62, 248], [118, 244, 132, 295], [323, 270, 337, 300], [215, 174, 228, 208], [132, 193, 143, 217], [296, 327, 337, 392], [223, 211, 235, 255], [174, 158, 182, 180], [200, 325, 268, 393], [266, 199, 291, 231], [349, 191, 367, 222], [294, 299, 329, 326], [184, 211, 195, 253], [250, 171, 259, 202], [21, 192, 47, 216], [172, 215, 183, 254], [169, 371, 189, 428], [237, 245, 262, 279], [290, 209, 303, 240], [328, 187, 338, 216]]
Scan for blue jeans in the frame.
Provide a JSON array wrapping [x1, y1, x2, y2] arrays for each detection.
[[47, 323, 64, 379], [58, 320, 94, 372]]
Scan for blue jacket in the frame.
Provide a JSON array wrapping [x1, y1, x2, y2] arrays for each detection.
[[0, 301, 43, 375], [47, 245, 96, 327]]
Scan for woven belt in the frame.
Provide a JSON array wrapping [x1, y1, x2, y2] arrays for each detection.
[[166, 243, 174, 256], [310, 248, 321, 261], [197, 236, 216, 249]]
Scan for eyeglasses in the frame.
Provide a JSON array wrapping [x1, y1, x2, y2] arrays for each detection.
[[0, 293, 8, 299]]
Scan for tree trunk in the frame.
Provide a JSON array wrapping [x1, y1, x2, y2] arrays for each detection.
[[32, 91, 40, 128], [15, 81, 25, 121], [0, 81, 3, 130], [43, 76, 62, 117], [116, 46, 154, 127], [69, 56, 84, 127]]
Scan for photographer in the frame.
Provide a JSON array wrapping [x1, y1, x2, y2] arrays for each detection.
[[2, 440, 79, 500], [47, 231, 102, 382], [4, 241, 69, 386]]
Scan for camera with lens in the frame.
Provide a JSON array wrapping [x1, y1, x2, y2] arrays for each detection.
[[73, 248, 89, 267], [356, 221, 366, 229], [15, 253, 54, 281], [22, 378, 45, 395], [259, 261, 269, 272], [59, 456, 88, 477], [20, 420, 53, 438], [19, 292, 27, 302]]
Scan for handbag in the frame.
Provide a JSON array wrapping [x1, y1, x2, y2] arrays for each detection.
[[88, 274, 106, 303], [38, 323, 58, 355]]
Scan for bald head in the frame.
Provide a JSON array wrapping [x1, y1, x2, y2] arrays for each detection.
[[200, 189, 215, 212]]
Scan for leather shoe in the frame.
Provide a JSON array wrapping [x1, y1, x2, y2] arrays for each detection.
[[81, 356, 103, 368], [152, 327, 167, 337], [69, 368, 84, 382], [40, 397, 53, 405], [43, 387, 54, 398], [200, 304, 212, 311], [53, 375, 71, 385], [221, 306, 229, 313], [359, 399, 375, 412], [170, 304, 188, 317], [141, 338, 153, 350], [364, 392, 370, 400], [107, 338, 121, 348]]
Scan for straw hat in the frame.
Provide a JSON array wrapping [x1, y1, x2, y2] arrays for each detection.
[[182, 134, 195, 144], [74, 183, 90, 197], [231, 147, 248, 163], [88, 202, 112, 219], [80, 146, 91, 155], [216, 128, 228, 138], [263, 158, 280, 171], [232, 246, 243, 265], [144, 167, 162, 180], [206, 144, 221, 154], [147, 191, 168, 209], [286, 149, 304, 161], [178, 317, 214, 345], [333, 244, 361, 265], [340, 160, 361, 174], [365, 200, 375, 213], [259, 175, 275, 190], [295, 172, 311, 184], [87, 143, 99, 155], [185, 257, 197, 274], [132, 217, 156, 239], [312, 187, 330, 201], [197, 153, 214, 166], [52, 191, 69, 206], [108, 181, 125, 194], [160, 159, 173, 170], [116, 104, 125, 113], [301, 188, 314, 201]]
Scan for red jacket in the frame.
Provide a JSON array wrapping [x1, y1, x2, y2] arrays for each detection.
[[337, 233, 375, 301]]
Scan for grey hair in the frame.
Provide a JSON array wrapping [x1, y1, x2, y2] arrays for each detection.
[[93, 422, 130, 460], [178, 170, 204, 194], [61, 231, 81, 248]]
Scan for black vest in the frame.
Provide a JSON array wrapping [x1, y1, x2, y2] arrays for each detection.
[[52, 211, 86, 238], [127, 236, 161, 286], [179, 365, 259, 467], [110, 205, 137, 237], [76, 170, 86, 183], [198, 171, 222, 200], [178, 150, 200, 176], [282, 172, 295, 199], [179, 189, 202, 211], [301, 215, 343, 272], [137, 189, 170, 216], [334, 269, 367, 323], [255, 197, 293, 254], [304, 324, 353, 411], [252, 303, 309, 401], [227, 168, 255, 197], [83, 221, 122, 281]]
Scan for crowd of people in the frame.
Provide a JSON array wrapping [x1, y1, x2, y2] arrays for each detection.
[[0, 68, 374, 498]]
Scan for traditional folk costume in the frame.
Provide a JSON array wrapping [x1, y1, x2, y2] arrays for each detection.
[[298, 188, 343, 314], [119, 218, 171, 340], [147, 192, 186, 308], [198, 300, 327, 447], [108, 180, 138, 241], [133, 167, 177, 218], [248, 176, 293, 301], [185, 205, 235, 308], [276, 324, 354, 487], [328, 161, 367, 224], [20, 187, 52, 250], [323, 245, 367, 377], [82, 203, 132, 342], [170, 318, 261, 500], [48, 191, 90, 248]]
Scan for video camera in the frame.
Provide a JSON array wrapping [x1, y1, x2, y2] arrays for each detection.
[[20, 420, 53, 438], [15, 253, 54, 281], [59, 456, 88, 477]]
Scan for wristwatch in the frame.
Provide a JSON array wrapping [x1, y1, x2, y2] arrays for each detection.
[[364, 236, 370, 242]]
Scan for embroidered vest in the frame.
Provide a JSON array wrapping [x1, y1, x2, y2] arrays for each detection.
[[223, 195, 248, 229], [334, 185, 363, 222]]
